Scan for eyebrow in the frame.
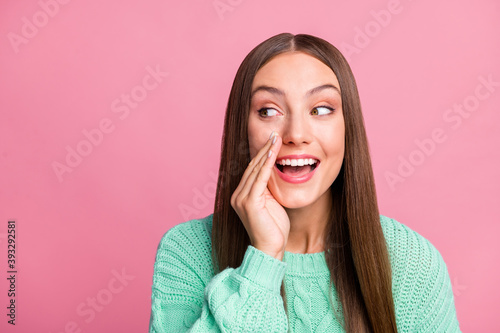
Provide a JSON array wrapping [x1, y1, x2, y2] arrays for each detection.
[[250, 84, 341, 99]]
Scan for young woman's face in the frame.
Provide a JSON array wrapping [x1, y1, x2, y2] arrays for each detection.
[[248, 51, 345, 209]]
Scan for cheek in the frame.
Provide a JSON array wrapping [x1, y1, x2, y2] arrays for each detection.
[[247, 118, 270, 159], [248, 141, 258, 160], [325, 122, 345, 155], [248, 136, 269, 160]]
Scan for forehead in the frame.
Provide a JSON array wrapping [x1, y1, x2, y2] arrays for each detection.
[[252, 51, 340, 93]]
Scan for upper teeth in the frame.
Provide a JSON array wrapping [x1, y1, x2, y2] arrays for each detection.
[[277, 158, 318, 166]]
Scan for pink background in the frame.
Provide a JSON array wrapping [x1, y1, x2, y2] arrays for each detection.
[[1, 0, 499, 332]]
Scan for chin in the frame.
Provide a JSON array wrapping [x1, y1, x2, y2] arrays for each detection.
[[272, 192, 316, 210]]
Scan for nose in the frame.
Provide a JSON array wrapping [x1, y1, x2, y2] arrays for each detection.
[[280, 112, 311, 146]]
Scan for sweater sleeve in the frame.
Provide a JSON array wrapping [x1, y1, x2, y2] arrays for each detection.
[[412, 245, 461, 333], [149, 221, 288, 333], [381, 216, 461, 333]]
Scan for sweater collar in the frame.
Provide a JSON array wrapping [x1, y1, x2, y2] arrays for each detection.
[[283, 251, 330, 275]]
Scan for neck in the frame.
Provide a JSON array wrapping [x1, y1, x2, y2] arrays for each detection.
[[284, 189, 332, 254]]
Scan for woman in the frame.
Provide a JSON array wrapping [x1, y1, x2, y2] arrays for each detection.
[[149, 33, 461, 332]]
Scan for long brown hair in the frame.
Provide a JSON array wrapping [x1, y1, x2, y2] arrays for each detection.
[[211, 33, 397, 333]]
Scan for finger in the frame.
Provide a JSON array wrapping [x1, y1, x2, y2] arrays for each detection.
[[232, 132, 275, 200], [248, 134, 282, 200], [240, 133, 281, 201], [237, 132, 278, 200], [234, 138, 273, 204]]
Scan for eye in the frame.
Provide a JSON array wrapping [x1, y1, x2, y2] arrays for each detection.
[[311, 106, 334, 115], [257, 107, 280, 118]]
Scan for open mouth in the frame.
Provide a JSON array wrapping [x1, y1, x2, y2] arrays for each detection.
[[276, 159, 319, 177]]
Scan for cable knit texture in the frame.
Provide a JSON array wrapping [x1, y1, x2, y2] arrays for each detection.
[[149, 214, 461, 332]]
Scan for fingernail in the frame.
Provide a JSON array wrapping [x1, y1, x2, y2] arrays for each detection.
[[268, 150, 272, 158], [269, 131, 275, 140], [272, 135, 277, 145]]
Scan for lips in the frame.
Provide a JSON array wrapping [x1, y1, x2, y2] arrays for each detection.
[[276, 154, 320, 160], [275, 154, 320, 172], [273, 154, 321, 184]]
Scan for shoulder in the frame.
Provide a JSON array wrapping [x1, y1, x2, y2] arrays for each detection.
[[379, 215, 456, 319], [378, 214, 446, 272], [151, 215, 215, 302], [154, 214, 214, 271], [157, 214, 213, 251]]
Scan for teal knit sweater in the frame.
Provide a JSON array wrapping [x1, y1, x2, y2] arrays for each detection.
[[149, 214, 461, 332]]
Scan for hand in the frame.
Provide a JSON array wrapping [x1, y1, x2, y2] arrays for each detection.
[[230, 132, 290, 260]]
